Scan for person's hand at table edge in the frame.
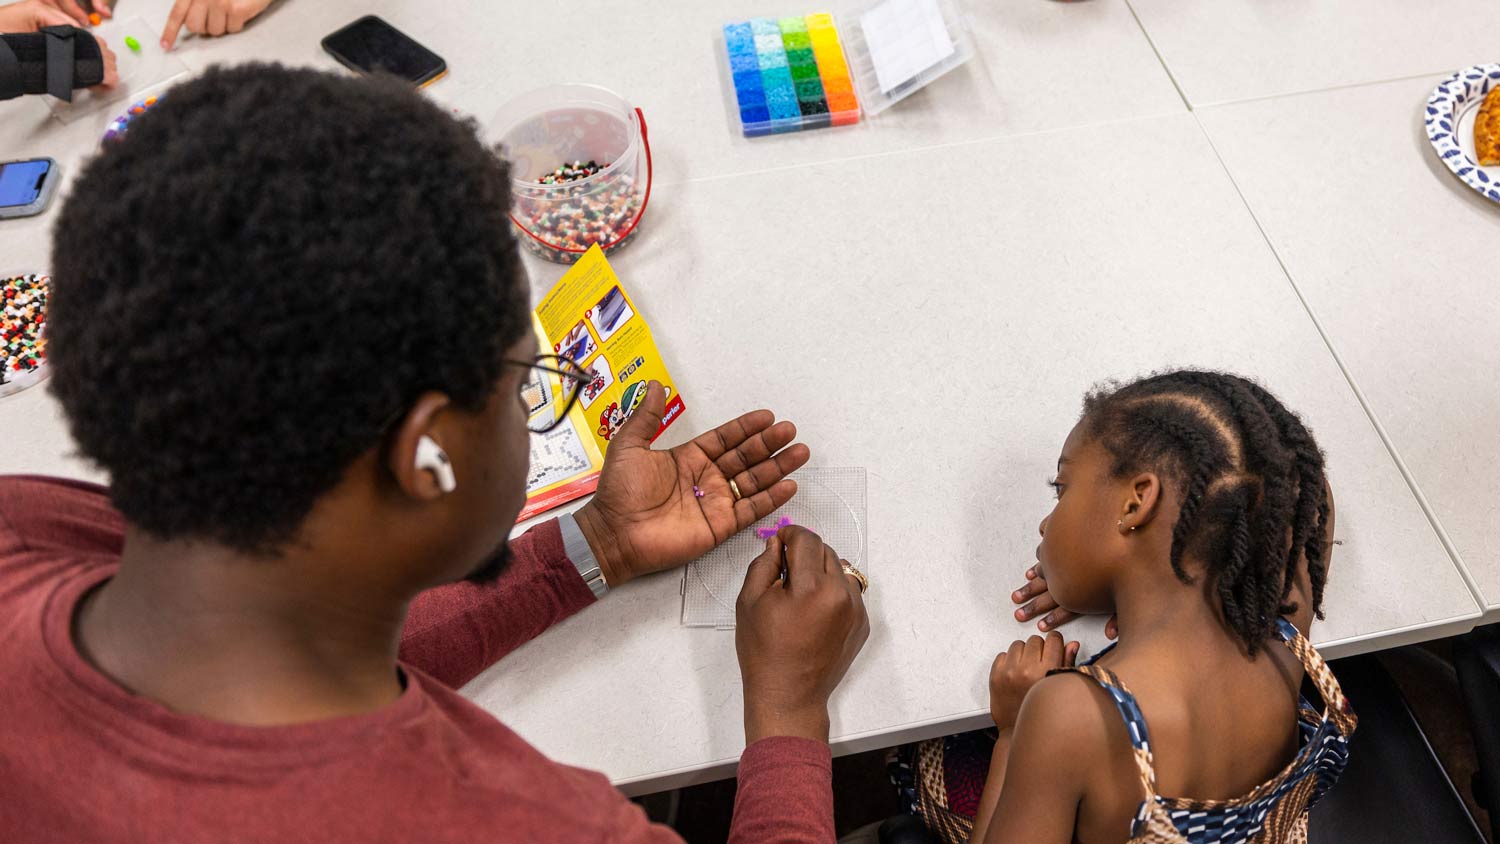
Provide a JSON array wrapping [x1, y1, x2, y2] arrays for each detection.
[[572, 380, 811, 588], [0, 0, 86, 31], [988, 631, 1078, 732], [1011, 562, 1118, 639], [8, 0, 112, 29], [161, 0, 273, 50], [0, 9, 118, 91], [91, 32, 116, 87], [735, 526, 869, 744]]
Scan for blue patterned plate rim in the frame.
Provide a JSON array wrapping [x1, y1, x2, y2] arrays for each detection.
[[1426, 63, 1500, 204]]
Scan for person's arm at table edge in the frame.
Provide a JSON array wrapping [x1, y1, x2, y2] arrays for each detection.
[[593, 732, 836, 844], [0, 473, 601, 691], [723, 529, 870, 844], [726, 735, 837, 844], [399, 513, 599, 688]]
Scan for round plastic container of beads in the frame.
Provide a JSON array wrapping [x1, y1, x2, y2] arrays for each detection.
[[488, 84, 653, 264], [1, 271, 50, 399]]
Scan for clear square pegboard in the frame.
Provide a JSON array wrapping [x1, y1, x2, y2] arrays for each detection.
[[46, 17, 188, 124], [682, 467, 867, 629]]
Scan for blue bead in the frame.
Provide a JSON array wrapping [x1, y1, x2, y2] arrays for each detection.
[[725, 30, 755, 56], [758, 51, 788, 70], [750, 17, 779, 36], [754, 33, 784, 54], [761, 66, 795, 88], [734, 70, 765, 93]]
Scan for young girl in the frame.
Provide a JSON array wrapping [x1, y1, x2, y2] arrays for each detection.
[[969, 370, 1355, 844]]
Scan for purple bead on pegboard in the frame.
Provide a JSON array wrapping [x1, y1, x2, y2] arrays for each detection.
[[102, 95, 163, 144]]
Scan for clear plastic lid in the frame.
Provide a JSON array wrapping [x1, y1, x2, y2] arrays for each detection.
[[837, 0, 975, 116]]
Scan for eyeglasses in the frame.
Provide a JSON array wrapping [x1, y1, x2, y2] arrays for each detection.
[[510, 354, 591, 434], [376, 354, 592, 440]]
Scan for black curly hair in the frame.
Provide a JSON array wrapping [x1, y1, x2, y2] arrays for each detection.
[[48, 63, 530, 553], [1080, 370, 1331, 654]]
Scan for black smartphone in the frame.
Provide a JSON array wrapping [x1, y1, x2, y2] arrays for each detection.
[[0, 157, 59, 220], [321, 16, 447, 88]]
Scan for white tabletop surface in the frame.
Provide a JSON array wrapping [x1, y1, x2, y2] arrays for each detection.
[[1129, 0, 1500, 106], [480, 110, 1476, 792], [1198, 75, 1500, 618], [0, 0, 1487, 794]]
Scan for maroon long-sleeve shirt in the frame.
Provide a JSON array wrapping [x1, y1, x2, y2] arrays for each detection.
[[0, 476, 835, 843]]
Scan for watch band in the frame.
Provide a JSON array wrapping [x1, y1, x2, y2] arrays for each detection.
[[558, 512, 609, 599]]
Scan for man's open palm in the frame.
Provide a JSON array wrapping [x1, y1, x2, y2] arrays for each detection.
[[575, 381, 810, 586]]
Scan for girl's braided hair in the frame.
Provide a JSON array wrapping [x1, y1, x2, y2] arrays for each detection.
[[1082, 370, 1330, 654]]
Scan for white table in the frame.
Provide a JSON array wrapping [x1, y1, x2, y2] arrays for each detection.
[[1198, 75, 1500, 621], [0, 0, 1486, 796], [477, 108, 1477, 793], [1129, 0, 1500, 106]]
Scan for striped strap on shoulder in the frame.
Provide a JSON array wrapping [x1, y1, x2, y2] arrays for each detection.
[[1275, 619, 1358, 737], [1051, 665, 1160, 797]]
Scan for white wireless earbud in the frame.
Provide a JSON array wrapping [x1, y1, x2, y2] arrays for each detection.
[[415, 435, 456, 494]]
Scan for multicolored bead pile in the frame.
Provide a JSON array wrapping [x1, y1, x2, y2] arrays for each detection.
[[102, 95, 162, 144], [537, 160, 609, 185], [1, 273, 48, 389], [512, 173, 642, 264]]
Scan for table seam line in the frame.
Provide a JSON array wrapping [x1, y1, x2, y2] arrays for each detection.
[[1188, 113, 1490, 617], [662, 107, 1192, 188], [1123, 0, 1191, 112], [1191, 69, 1459, 111]]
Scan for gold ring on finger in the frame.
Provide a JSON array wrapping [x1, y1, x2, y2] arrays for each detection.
[[841, 562, 869, 594]]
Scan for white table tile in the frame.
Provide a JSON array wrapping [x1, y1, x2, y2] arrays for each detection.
[[1129, 0, 1500, 106], [472, 112, 1477, 792], [1199, 75, 1500, 616]]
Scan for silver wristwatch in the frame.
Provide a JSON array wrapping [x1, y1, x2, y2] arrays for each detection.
[[558, 512, 609, 599]]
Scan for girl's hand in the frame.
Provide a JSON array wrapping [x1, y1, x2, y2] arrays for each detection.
[[1012, 562, 1118, 638], [989, 632, 1078, 731]]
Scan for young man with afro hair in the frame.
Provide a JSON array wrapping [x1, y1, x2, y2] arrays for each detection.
[[1, 63, 870, 842]]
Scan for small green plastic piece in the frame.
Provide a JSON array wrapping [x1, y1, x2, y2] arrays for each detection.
[[124, 36, 141, 52]]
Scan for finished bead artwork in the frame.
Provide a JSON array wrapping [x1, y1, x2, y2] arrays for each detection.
[[723, 14, 859, 137]]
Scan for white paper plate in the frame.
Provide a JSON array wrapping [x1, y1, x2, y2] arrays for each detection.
[[1426, 64, 1500, 203]]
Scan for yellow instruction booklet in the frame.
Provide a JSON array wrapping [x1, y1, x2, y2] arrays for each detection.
[[519, 244, 684, 520]]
